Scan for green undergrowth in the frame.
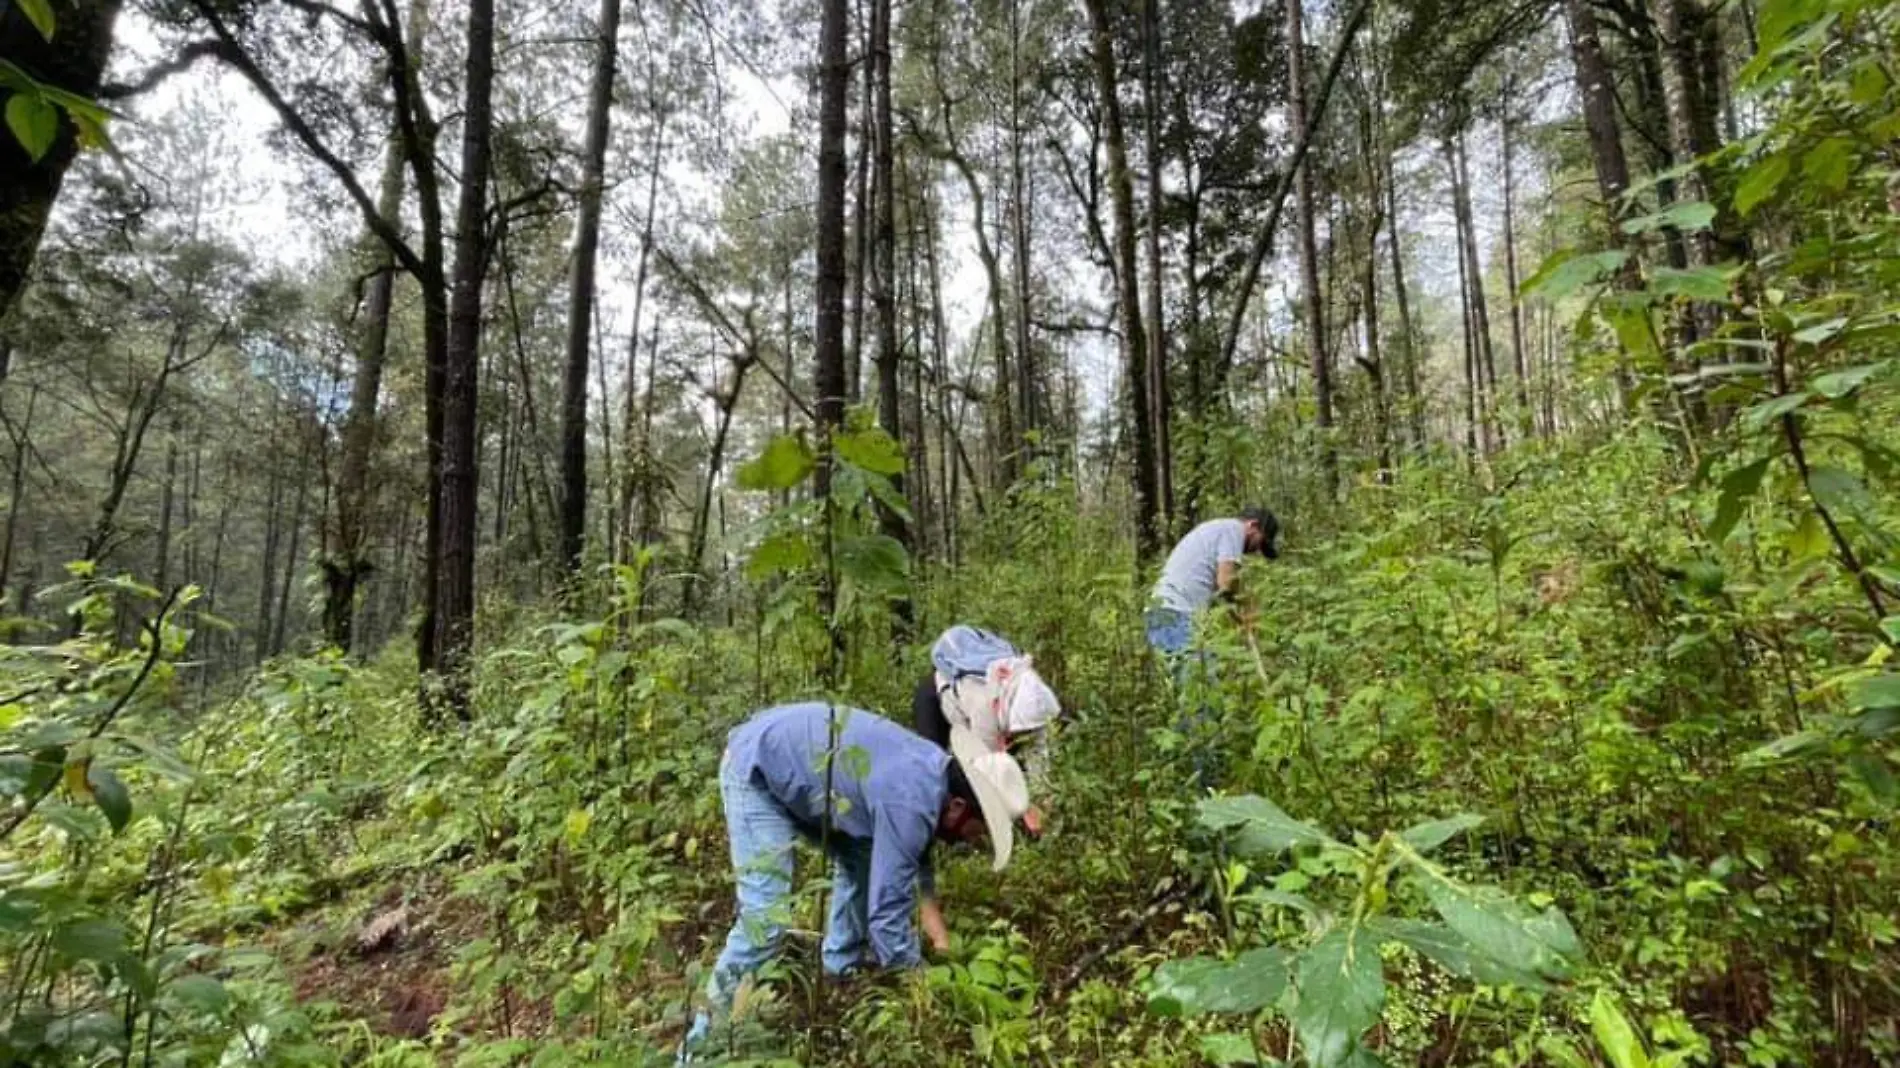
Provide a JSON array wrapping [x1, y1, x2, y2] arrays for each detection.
[[5, 428, 1899, 1066]]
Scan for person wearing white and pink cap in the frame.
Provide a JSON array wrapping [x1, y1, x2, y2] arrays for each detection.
[[909, 624, 1062, 951]]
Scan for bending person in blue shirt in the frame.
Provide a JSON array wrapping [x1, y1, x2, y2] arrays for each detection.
[[682, 701, 1029, 1058]]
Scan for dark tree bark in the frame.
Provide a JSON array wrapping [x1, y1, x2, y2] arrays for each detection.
[[1084, 0, 1159, 559], [1007, 0, 1036, 446], [1563, 0, 1640, 405], [870, 0, 908, 562], [155, 425, 177, 591], [815, 0, 850, 494], [0, 0, 123, 319], [325, 0, 427, 652], [433, 0, 498, 717], [617, 111, 667, 563], [1448, 129, 1498, 452], [1286, 0, 1335, 496], [558, 0, 623, 580], [1140, 0, 1172, 523], [1500, 97, 1534, 438], [274, 428, 312, 655], [0, 387, 38, 605]]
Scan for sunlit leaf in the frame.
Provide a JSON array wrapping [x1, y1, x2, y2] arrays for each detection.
[[1810, 362, 1885, 399], [834, 426, 906, 475], [17, 0, 55, 40], [836, 534, 909, 593], [1849, 674, 1900, 711], [1647, 266, 1733, 303], [6, 93, 58, 163], [1801, 138, 1855, 194], [1413, 873, 1579, 983], [1590, 990, 1651, 1068], [1521, 250, 1629, 304], [1792, 317, 1848, 346], [1198, 795, 1337, 854], [736, 434, 815, 491], [1293, 925, 1384, 1068], [1198, 1032, 1260, 1066], [1397, 814, 1483, 854], [1735, 153, 1790, 217], [746, 529, 812, 581], [1621, 201, 1715, 235], [1368, 918, 1545, 988], [1148, 947, 1289, 1017]]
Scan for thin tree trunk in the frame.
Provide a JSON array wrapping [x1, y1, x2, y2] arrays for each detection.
[[1140, 0, 1172, 523], [1286, 0, 1334, 497], [1500, 101, 1534, 438], [0, 387, 37, 604], [1449, 130, 1499, 453], [559, 0, 623, 579], [256, 447, 283, 663], [1008, 0, 1036, 446], [1084, 0, 1160, 559], [815, 0, 851, 497], [434, 0, 498, 717], [847, 0, 873, 406], [274, 431, 311, 655], [155, 425, 177, 591], [870, 0, 908, 565], [617, 112, 667, 563], [1564, 0, 1640, 404], [1455, 214, 1479, 459]]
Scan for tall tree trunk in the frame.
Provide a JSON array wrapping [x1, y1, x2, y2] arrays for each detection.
[[326, 2, 424, 650], [155, 426, 177, 591], [434, 0, 498, 718], [1008, 0, 1036, 446], [848, 0, 873, 407], [256, 447, 284, 663], [815, 0, 850, 497], [617, 112, 667, 563], [558, 0, 623, 580], [1286, 0, 1335, 497], [1499, 102, 1534, 438], [1084, 0, 1159, 558], [274, 432, 311, 655], [1, 0, 124, 318], [1563, 0, 1642, 382], [0, 387, 37, 605], [870, 0, 908, 563], [1455, 214, 1479, 458], [1449, 130, 1499, 453], [1140, 0, 1172, 524]]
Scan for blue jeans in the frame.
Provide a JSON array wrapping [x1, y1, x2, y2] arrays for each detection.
[[1145, 607, 1216, 784], [701, 751, 876, 1013]]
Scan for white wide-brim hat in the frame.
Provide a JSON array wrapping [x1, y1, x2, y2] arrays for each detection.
[[949, 724, 1030, 871]]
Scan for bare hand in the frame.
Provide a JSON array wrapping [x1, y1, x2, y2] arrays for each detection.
[[1023, 806, 1045, 838], [920, 898, 950, 953]]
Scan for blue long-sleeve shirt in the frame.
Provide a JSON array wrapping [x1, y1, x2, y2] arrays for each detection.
[[725, 702, 948, 968]]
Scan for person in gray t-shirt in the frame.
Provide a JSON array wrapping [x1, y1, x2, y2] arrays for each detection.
[[1145, 506, 1279, 655]]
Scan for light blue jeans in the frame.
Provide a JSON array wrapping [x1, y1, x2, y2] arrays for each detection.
[[1145, 607, 1216, 784], [692, 751, 876, 1034]]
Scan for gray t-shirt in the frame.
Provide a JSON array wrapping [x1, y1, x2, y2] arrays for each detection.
[[1151, 518, 1246, 613]]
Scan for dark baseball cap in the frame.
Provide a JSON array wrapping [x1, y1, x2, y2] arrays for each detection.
[[1240, 506, 1280, 559]]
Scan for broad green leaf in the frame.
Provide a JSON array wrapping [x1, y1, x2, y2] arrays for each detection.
[[1709, 457, 1772, 543], [1848, 62, 1890, 106], [1756, 0, 1822, 51], [23, 745, 65, 799], [1647, 266, 1733, 303], [86, 765, 131, 833], [1607, 304, 1660, 367], [1801, 138, 1855, 194], [735, 434, 815, 491], [6, 93, 58, 163], [1198, 795, 1337, 854], [1847, 753, 1898, 806], [53, 919, 127, 963], [1849, 674, 1900, 711], [168, 974, 231, 1014], [834, 426, 906, 475], [1786, 513, 1828, 560], [1882, 616, 1900, 646], [1368, 918, 1544, 988], [1148, 947, 1289, 1017], [1521, 250, 1629, 304], [1735, 153, 1790, 217], [1415, 875, 1579, 983], [746, 529, 812, 581], [1621, 201, 1715, 236], [1396, 814, 1483, 854], [1198, 1032, 1260, 1066], [1293, 926, 1384, 1068], [1590, 990, 1651, 1068], [1246, 889, 1325, 916], [116, 734, 197, 784], [1810, 362, 1885, 399], [1791, 316, 1847, 346], [1743, 728, 1828, 763], [17, 0, 55, 40], [836, 534, 909, 593], [1807, 465, 1868, 513], [1740, 392, 1808, 432]]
